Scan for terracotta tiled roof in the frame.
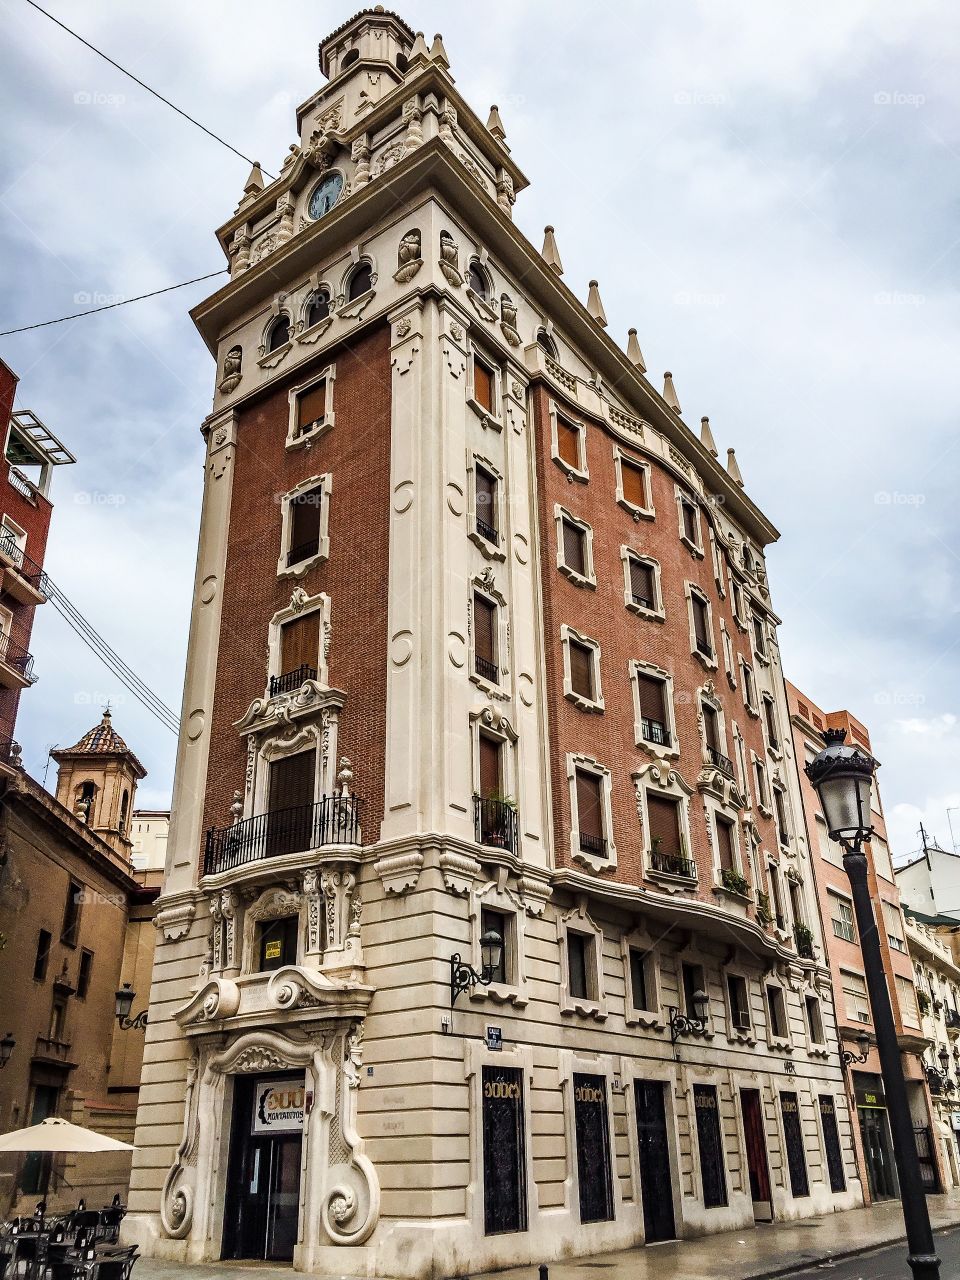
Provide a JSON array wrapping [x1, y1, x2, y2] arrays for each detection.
[[63, 709, 130, 755]]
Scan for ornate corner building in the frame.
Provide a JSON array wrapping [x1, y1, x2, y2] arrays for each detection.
[[128, 10, 863, 1275]]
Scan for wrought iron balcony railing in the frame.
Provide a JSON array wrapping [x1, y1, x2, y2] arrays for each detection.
[[0, 533, 48, 596], [287, 539, 320, 567], [0, 630, 36, 681], [475, 517, 499, 545], [641, 717, 671, 747], [706, 745, 734, 777], [269, 664, 317, 698], [649, 848, 697, 880], [474, 795, 518, 854], [475, 655, 498, 684], [203, 794, 361, 876], [578, 832, 607, 859]]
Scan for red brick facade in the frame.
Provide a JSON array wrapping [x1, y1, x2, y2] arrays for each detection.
[[201, 324, 393, 841]]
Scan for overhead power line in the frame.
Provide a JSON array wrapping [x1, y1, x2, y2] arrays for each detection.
[[0, 269, 228, 336], [23, 0, 275, 177]]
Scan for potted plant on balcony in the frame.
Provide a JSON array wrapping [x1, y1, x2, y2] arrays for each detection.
[[720, 867, 751, 899], [473, 791, 516, 850], [793, 922, 815, 960], [756, 891, 773, 926], [917, 990, 931, 1016]]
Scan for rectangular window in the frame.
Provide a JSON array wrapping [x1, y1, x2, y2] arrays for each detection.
[[295, 380, 326, 437], [763, 698, 779, 749], [568, 638, 595, 701], [287, 486, 323, 566], [628, 556, 656, 610], [727, 974, 750, 1032], [752, 614, 767, 658], [692, 595, 712, 657], [481, 908, 510, 985], [831, 895, 857, 943], [77, 949, 93, 999], [780, 1093, 810, 1197], [884, 900, 906, 952], [575, 770, 605, 858], [896, 975, 920, 1029], [561, 518, 586, 576], [475, 466, 498, 544], [766, 984, 788, 1039], [742, 662, 756, 710], [279, 612, 320, 684], [774, 788, 790, 846], [258, 915, 299, 971], [629, 947, 649, 1012], [693, 1084, 728, 1208], [473, 593, 498, 683], [61, 881, 81, 948], [683, 962, 706, 1017], [478, 733, 502, 799], [753, 760, 768, 808], [805, 995, 825, 1044], [841, 969, 871, 1024], [266, 749, 316, 857], [557, 417, 581, 469], [573, 1074, 614, 1222], [648, 795, 686, 872], [636, 672, 670, 746], [473, 359, 494, 412], [621, 459, 648, 509], [818, 1096, 847, 1193], [482, 1066, 528, 1235], [34, 929, 51, 982], [768, 864, 786, 929], [567, 931, 591, 1000], [681, 497, 699, 547], [715, 816, 736, 871]]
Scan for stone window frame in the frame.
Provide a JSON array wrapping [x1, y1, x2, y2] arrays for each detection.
[[557, 1048, 622, 1223], [549, 400, 589, 482], [466, 451, 506, 561], [276, 472, 333, 579], [772, 781, 794, 850], [686, 1072, 732, 1210], [629, 659, 679, 759], [285, 361, 336, 451], [241, 885, 306, 976], [612, 445, 655, 520], [565, 752, 617, 874], [560, 624, 604, 714], [620, 547, 665, 622], [266, 590, 331, 694], [468, 874, 529, 1008], [731, 720, 748, 793], [740, 657, 759, 716], [751, 750, 773, 817], [804, 990, 830, 1057], [469, 574, 510, 695], [259, 310, 294, 367], [676, 485, 704, 557], [729, 570, 748, 631], [751, 610, 771, 666], [251, 722, 327, 822], [469, 704, 518, 802], [557, 901, 607, 1019], [698, 683, 730, 773], [620, 924, 662, 1029], [554, 503, 596, 588], [764, 976, 793, 1052], [339, 253, 378, 309], [720, 620, 737, 689], [298, 280, 334, 339], [635, 763, 697, 885], [685, 581, 718, 670], [467, 339, 503, 432], [761, 693, 783, 760], [722, 963, 756, 1045], [708, 527, 726, 596], [704, 795, 747, 886]]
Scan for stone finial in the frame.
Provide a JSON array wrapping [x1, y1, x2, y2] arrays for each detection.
[[587, 280, 608, 327], [662, 371, 681, 413], [541, 226, 563, 274], [486, 105, 507, 143], [337, 757, 355, 795], [230, 790, 243, 825], [429, 33, 450, 68], [626, 328, 646, 372], [726, 447, 744, 486], [408, 31, 430, 67], [242, 162, 264, 198], [700, 416, 718, 457]]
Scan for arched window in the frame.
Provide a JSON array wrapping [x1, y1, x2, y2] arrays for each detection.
[[305, 290, 330, 329], [347, 263, 372, 301], [341, 49, 359, 69], [268, 316, 290, 352], [396, 52, 409, 72], [119, 789, 129, 834], [78, 780, 95, 824], [467, 262, 489, 299], [537, 329, 558, 359]]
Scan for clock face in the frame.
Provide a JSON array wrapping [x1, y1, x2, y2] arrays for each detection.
[[308, 172, 344, 220]]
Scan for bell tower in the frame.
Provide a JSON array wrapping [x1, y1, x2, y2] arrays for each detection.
[[52, 709, 146, 858]]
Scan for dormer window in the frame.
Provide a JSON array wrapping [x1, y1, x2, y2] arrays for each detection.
[[305, 290, 330, 329], [268, 316, 290, 352], [347, 263, 372, 301]]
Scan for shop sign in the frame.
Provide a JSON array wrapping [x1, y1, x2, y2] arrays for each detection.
[[951, 1111, 960, 1132], [252, 1078, 306, 1135]]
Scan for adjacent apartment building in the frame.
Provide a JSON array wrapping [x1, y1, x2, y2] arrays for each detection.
[[127, 11, 862, 1276], [787, 685, 943, 1202]]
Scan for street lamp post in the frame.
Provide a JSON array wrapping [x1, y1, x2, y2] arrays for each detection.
[[806, 728, 940, 1280]]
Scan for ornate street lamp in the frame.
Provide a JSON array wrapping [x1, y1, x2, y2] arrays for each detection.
[[841, 1029, 871, 1070], [114, 983, 148, 1031], [807, 728, 940, 1280], [449, 930, 504, 1006], [668, 989, 710, 1044], [0, 1032, 14, 1068]]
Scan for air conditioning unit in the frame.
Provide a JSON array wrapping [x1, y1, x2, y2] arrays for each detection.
[[734, 1011, 751, 1032]]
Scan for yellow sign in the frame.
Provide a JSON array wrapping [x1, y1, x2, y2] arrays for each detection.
[[264, 940, 282, 960]]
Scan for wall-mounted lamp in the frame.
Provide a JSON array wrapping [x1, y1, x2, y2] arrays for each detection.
[[667, 990, 709, 1044], [115, 983, 147, 1031], [841, 1030, 870, 1070], [450, 931, 504, 1006]]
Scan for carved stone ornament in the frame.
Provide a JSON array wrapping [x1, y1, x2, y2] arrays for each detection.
[[154, 896, 197, 942], [440, 850, 481, 897], [217, 346, 243, 395], [396, 316, 412, 338], [393, 228, 423, 283], [439, 231, 463, 286], [518, 875, 552, 917], [511, 380, 524, 400], [175, 978, 241, 1028], [449, 322, 464, 342], [499, 294, 521, 347], [374, 143, 404, 176], [160, 1053, 200, 1238], [374, 849, 423, 895]]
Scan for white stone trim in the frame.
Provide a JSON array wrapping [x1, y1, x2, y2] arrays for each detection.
[[676, 485, 704, 557], [721, 963, 756, 1045], [276, 472, 332, 578], [549, 400, 589, 482], [720, 619, 737, 688], [466, 451, 506, 560], [751, 750, 773, 817], [764, 976, 793, 1052], [554, 503, 596, 588], [739, 656, 759, 715], [285, 361, 336, 450], [761, 693, 783, 760], [628, 659, 679, 758], [463, 1037, 536, 1233], [467, 342, 502, 431], [612, 445, 655, 520], [620, 925, 663, 1029], [635, 762, 696, 884], [560, 624, 604, 714], [558, 902, 607, 1019], [565, 753, 617, 873], [266, 589, 332, 689], [557, 1049, 622, 1223], [685, 581, 717, 670], [468, 873, 528, 1007], [469, 573, 510, 694], [620, 547, 664, 622]]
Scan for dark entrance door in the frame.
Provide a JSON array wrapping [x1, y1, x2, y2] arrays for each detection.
[[859, 1106, 897, 1200], [818, 1095, 847, 1193], [634, 1080, 675, 1243], [481, 1066, 527, 1235], [913, 1123, 940, 1193], [693, 1083, 727, 1208], [780, 1091, 810, 1199], [573, 1073, 614, 1223], [223, 1075, 304, 1261], [20, 1085, 59, 1194], [740, 1088, 772, 1221]]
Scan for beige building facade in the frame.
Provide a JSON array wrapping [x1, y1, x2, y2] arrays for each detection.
[[128, 11, 862, 1277]]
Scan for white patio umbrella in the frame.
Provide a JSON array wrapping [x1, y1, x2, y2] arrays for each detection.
[[0, 1118, 133, 1153]]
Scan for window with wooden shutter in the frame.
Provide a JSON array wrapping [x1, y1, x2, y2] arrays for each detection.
[[568, 639, 595, 701], [715, 817, 736, 871], [562, 519, 586, 575], [621, 459, 648, 508], [763, 698, 779, 748], [557, 418, 581, 469], [647, 794, 681, 858], [288, 486, 322, 565], [473, 360, 494, 412], [702, 703, 720, 752], [752, 614, 767, 657], [474, 593, 498, 682], [266, 749, 316, 856], [478, 733, 502, 798], [681, 498, 698, 545], [475, 466, 498, 542], [636, 673, 669, 745], [280, 612, 320, 678], [575, 769, 605, 856], [692, 594, 712, 656], [296, 381, 326, 435], [629, 557, 655, 608]]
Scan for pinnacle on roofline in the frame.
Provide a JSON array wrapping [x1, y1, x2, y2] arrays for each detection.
[[541, 226, 563, 274], [662, 371, 681, 414], [626, 328, 646, 373], [587, 280, 607, 327], [486, 105, 506, 144], [727, 447, 744, 486], [700, 416, 718, 457]]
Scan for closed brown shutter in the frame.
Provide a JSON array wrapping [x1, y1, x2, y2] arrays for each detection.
[[290, 487, 322, 559], [576, 770, 602, 840], [635, 673, 666, 724], [568, 639, 594, 699], [716, 817, 735, 870], [474, 594, 496, 664], [647, 794, 681, 856], [557, 419, 581, 468], [692, 596, 711, 651], [562, 519, 585, 575], [268, 749, 315, 814], [476, 467, 497, 532], [479, 735, 501, 797], [621, 460, 647, 508], [703, 703, 720, 751], [629, 558, 654, 606], [297, 381, 326, 432], [474, 361, 494, 411], [281, 612, 321, 675], [682, 499, 697, 543]]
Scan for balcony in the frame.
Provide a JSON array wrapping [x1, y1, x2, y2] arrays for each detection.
[[475, 654, 499, 684], [204, 794, 361, 876], [0, 534, 48, 605], [578, 832, 607, 860], [474, 795, 518, 854], [649, 848, 697, 880], [794, 923, 815, 960], [33, 1036, 75, 1070], [287, 538, 319, 568], [641, 717, 671, 748], [706, 745, 734, 777], [946, 1008, 960, 1032], [475, 517, 499, 546], [269, 664, 317, 698], [0, 630, 36, 689]]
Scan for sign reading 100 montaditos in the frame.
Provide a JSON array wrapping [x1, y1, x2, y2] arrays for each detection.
[[252, 1079, 306, 1135]]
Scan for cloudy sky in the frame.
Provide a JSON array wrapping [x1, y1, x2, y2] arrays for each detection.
[[1, 1, 957, 859]]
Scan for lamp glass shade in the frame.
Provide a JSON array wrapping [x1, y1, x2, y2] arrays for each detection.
[[0, 1033, 14, 1066], [480, 930, 503, 977], [115, 984, 135, 1020], [857, 1031, 870, 1058], [693, 988, 709, 1020], [805, 729, 877, 843], [940, 1047, 951, 1070]]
